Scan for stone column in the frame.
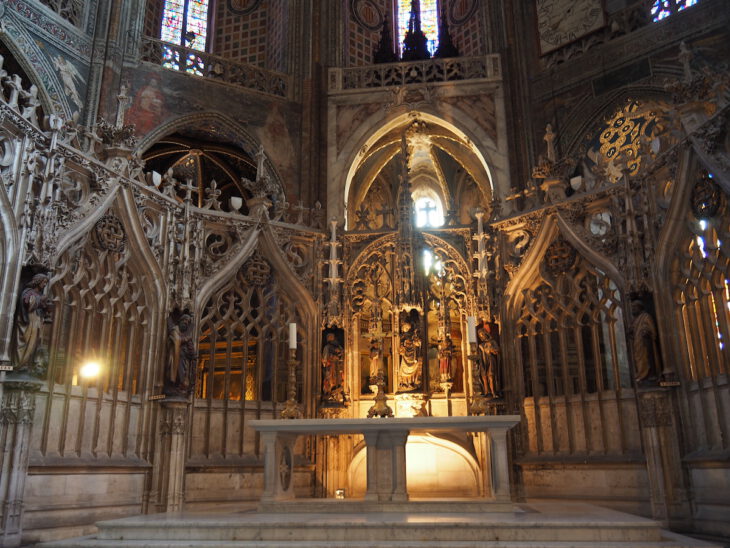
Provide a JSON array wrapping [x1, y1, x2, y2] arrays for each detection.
[[158, 400, 189, 513], [390, 432, 408, 502], [363, 430, 409, 502], [260, 432, 298, 503], [638, 390, 691, 529], [363, 432, 379, 501], [0, 377, 42, 548]]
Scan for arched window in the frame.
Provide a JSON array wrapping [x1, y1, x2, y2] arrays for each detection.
[[414, 195, 445, 228], [651, 0, 700, 22], [161, 0, 211, 73], [161, 0, 211, 50], [397, 0, 439, 56]]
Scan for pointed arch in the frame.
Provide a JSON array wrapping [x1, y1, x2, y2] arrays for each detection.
[[136, 110, 285, 212], [258, 226, 319, 327], [52, 186, 121, 267], [194, 224, 262, 315], [0, 22, 72, 117], [193, 223, 318, 335], [505, 213, 624, 314], [135, 111, 278, 181], [332, 107, 505, 224], [0, 183, 20, 363]]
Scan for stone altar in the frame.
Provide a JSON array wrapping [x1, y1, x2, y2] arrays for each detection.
[[250, 415, 520, 504]]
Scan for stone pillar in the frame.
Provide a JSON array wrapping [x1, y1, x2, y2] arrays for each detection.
[[260, 432, 298, 502], [0, 377, 42, 548], [638, 390, 691, 529], [158, 400, 189, 513], [487, 427, 512, 502], [363, 431, 409, 502], [391, 432, 408, 502]]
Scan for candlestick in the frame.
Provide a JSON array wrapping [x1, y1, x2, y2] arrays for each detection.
[[289, 322, 297, 349], [280, 347, 303, 419], [467, 316, 477, 344]]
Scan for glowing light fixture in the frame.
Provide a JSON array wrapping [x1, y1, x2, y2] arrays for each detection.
[[79, 361, 102, 379]]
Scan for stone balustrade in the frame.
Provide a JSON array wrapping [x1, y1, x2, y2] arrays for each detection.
[[328, 54, 501, 92], [140, 37, 292, 100]]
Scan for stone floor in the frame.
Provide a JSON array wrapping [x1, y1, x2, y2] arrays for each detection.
[[35, 501, 722, 547]]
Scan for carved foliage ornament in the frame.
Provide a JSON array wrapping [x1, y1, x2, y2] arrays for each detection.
[[93, 214, 126, 253], [0, 389, 37, 425], [243, 250, 272, 287], [279, 445, 293, 490], [690, 170, 722, 220], [638, 394, 672, 427], [544, 237, 577, 276]]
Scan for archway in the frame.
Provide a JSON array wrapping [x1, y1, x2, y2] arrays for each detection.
[[348, 435, 481, 498]]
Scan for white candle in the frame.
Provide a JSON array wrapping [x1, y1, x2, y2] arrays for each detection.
[[467, 316, 477, 344], [288, 323, 297, 349]]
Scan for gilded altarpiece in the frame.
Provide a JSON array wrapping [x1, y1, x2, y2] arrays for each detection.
[[344, 230, 475, 415]]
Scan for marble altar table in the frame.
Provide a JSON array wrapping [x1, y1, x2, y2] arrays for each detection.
[[250, 415, 520, 504]]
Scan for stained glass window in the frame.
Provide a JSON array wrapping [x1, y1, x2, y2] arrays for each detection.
[[415, 196, 444, 228], [161, 0, 210, 73], [397, 0, 439, 56], [651, 0, 700, 22]]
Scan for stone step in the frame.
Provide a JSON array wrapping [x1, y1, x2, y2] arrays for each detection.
[[38, 534, 722, 548], [93, 516, 662, 543], [35, 503, 722, 548], [257, 499, 516, 514]]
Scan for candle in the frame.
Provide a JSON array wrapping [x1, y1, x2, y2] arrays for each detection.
[[289, 322, 297, 349], [467, 316, 477, 344]]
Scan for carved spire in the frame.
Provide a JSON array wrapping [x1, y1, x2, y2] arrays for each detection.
[[373, 13, 398, 64], [394, 131, 423, 312], [401, 0, 431, 61], [434, 1, 459, 58]]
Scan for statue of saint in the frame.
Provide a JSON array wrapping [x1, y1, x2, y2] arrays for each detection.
[[630, 295, 662, 386], [368, 338, 382, 383], [398, 320, 422, 391], [321, 332, 345, 402], [11, 273, 53, 373], [438, 336, 454, 382], [165, 312, 196, 396], [476, 325, 500, 398]]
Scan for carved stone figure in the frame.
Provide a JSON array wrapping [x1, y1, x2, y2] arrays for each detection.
[[165, 311, 197, 396], [630, 294, 663, 386], [476, 325, 500, 398], [544, 123, 557, 163], [20, 84, 41, 126], [438, 336, 453, 382], [368, 338, 382, 382], [11, 273, 53, 374], [321, 332, 345, 402], [398, 318, 422, 391]]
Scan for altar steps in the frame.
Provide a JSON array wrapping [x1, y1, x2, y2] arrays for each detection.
[[37, 537, 722, 548], [36, 503, 721, 548]]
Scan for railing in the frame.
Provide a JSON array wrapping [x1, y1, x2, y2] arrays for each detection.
[[329, 55, 501, 92], [140, 37, 291, 100]]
